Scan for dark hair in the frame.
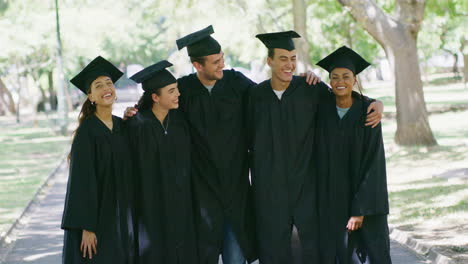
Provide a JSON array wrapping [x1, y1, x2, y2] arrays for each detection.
[[267, 48, 275, 59], [190, 56, 206, 66], [68, 90, 96, 162], [136, 90, 160, 111], [348, 73, 367, 124], [135, 77, 165, 111]]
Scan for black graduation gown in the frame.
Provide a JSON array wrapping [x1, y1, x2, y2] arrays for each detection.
[[314, 94, 391, 264], [126, 109, 197, 264], [61, 115, 135, 264], [177, 69, 257, 263], [247, 76, 330, 264]]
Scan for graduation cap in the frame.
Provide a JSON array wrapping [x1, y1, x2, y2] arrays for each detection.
[[70, 56, 123, 95], [176, 25, 221, 57], [316, 46, 370, 75], [129, 60, 177, 93], [255, 30, 301, 51]]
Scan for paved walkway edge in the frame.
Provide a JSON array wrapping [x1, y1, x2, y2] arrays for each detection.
[[390, 226, 456, 264], [0, 153, 67, 262]]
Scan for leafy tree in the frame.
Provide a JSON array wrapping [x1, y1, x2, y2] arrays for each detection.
[[338, 0, 437, 146]]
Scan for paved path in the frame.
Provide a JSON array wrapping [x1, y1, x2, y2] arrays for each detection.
[[0, 163, 429, 264]]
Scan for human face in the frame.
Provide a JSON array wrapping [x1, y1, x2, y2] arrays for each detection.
[[267, 48, 296, 83], [195, 51, 225, 81], [153, 83, 180, 110], [329, 67, 356, 98], [88, 76, 115, 107]]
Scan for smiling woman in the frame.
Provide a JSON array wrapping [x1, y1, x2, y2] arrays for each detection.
[[126, 60, 197, 263], [61, 56, 136, 264], [314, 46, 392, 264]]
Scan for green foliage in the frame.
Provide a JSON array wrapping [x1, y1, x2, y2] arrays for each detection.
[[0, 0, 8, 16], [0, 0, 465, 91], [308, 1, 381, 65], [418, 0, 468, 68]]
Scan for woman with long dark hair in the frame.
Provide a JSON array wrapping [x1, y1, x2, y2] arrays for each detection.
[[127, 60, 197, 263], [314, 46, 391, 264], [61, 56, 135, 263]]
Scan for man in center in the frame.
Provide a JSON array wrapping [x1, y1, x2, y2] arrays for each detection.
[[175, 25, 259, 264]]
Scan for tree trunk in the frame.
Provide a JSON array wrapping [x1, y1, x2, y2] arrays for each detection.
[[338, 0, 437, 146], [64, 82, 73, 112], [0, 77, 16, 114], [47, 70, 57, 110], [464, 53, 468, 88], [292, 0, 312, 73], [15, 65, 22, 123], [0, 100, 5, 116], [461, 37, 468, 87], [391, 40, 436, 145], [55, 0, 68, 135]]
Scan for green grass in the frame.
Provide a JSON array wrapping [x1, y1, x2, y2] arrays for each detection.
[[365, 79, 468, 113], [389, 179, 468, 222], [376, 81, 468, 251], [0, 116, 71, 235], [427, 76, 463, 85]]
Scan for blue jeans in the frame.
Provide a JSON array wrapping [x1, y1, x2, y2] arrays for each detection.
[[222, 223, 246, 264]]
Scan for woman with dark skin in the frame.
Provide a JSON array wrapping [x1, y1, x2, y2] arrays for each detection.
[[314, 46, 392, 264], [61, 56, 135, 263], [127, 60, 197, 264]]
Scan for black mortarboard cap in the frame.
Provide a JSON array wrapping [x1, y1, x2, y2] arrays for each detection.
[[316, 46, 370, 75], [70, 56, 123, 95], [255, 30, 301, 51], [176, 25, 221, 57], [129, 60, 177, 93]]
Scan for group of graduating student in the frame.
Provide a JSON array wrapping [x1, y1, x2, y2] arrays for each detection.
[[61, 25, 392, 264]]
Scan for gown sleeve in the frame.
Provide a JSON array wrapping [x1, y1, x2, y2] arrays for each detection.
[[315, 81, 332, 101], [350, 123, 389, 216], [61, 123, 98, 232]]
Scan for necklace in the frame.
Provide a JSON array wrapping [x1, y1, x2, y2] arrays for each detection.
[[160, 112, 169, 135], [95, 112, 113, 131]]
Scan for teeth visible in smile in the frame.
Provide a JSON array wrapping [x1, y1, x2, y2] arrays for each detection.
[[337, 86, 346, 90], [103, 93, 112, 98], [284, 70, 292, 73]]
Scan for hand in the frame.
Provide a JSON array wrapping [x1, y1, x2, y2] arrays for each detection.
[[80, 230, 97, 259], [346, 216, 364, 231], [365, 100, 383, 128], [123, 106, 138, 120], [299, 71, 321, 85]]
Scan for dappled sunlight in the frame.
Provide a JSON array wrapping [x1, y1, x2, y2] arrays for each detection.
[[23, 251, 61, 262], [3, 136, 69, 144], [431, 189, 468, 207], [394, 212, 468, 248], [388, 180, 455, 192], [2, 126, 52, 136], [3, 158, 60, 166]]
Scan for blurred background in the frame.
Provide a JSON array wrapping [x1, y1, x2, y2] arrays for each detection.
[[0, 0, 467, 262]]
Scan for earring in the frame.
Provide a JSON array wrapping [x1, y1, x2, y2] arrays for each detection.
[[115, 96, 118, 101]]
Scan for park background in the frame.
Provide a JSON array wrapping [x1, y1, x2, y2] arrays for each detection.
[[0, 0, 467, 263]]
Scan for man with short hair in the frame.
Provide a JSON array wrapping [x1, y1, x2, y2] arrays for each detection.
[[175, 25, 258, 264]]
